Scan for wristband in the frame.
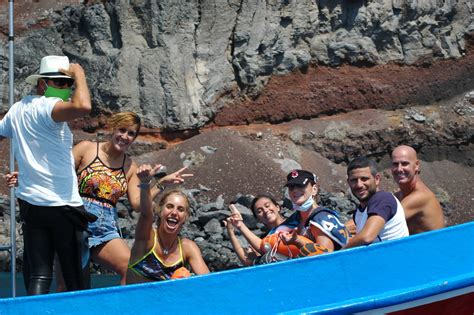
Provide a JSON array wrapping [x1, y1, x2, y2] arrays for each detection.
[[138, 182, 151, 189]]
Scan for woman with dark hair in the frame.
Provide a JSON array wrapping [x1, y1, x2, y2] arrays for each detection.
[[226, 169, 350, 265], [127, 165, 209, 284], [224, 194, 291, 266]]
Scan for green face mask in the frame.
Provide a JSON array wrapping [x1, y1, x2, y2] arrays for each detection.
[[44, 85, 71, 101]]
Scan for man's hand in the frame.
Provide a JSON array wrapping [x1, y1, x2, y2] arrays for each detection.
[[59, 63, 86, 81], [5, 171, 18, 188]]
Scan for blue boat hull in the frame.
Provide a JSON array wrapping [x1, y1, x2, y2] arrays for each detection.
[[1, 222, 473, 314]]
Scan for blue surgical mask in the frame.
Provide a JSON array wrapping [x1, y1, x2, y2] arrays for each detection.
[[44, 83, 71, 101], [292, 196, 314, 212]]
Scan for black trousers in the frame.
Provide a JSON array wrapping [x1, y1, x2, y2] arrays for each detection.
[[19, 199, 86, 295]]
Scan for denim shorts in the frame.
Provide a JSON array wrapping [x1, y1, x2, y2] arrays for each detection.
[[83, 198, 121, 248]]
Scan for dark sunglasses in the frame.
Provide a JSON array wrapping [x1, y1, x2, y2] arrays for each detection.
[[45, 77, 75, 87]]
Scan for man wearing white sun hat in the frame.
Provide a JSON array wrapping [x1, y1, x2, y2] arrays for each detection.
[[0, 55, 93, 295]]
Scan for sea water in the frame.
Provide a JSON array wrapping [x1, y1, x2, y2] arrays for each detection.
[[0, 272, 120, 298]]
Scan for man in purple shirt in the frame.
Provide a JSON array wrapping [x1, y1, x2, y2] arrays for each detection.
[[344, 156, 409, 248]]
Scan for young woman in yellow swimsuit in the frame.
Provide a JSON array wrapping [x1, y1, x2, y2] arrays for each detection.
[[127, 164, 210, 284]]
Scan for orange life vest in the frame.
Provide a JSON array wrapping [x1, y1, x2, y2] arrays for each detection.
[[298, 242, 329, 257], [260, 233, 312, 257]]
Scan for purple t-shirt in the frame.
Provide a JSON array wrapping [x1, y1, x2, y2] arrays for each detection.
[[357, 191, 397, 222], [353, 190, 409, 243]]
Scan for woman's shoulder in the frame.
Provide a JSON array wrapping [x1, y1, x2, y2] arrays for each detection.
[[73, 141, 99, 163], [180, 237, 195, 247], [181, 237, 201, 254], [74, 140, 97, 150]]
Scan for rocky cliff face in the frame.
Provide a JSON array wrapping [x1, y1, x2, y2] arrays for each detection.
[[1, 0, 473, 130]]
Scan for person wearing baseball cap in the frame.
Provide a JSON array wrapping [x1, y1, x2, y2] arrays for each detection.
[[285, 169, 318, 188], [0, 55, 92, 295], [280, 169, 350, 254]]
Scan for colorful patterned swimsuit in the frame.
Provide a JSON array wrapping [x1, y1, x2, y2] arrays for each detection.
[[77, 142, 128, 247], [128, 230, 185, 281]]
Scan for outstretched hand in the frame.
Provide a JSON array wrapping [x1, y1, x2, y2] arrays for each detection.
[[226, 204, 244, 229], [137, 164, 163, 183], [159, 166, 193, 185], [223, 219, 234, 233]]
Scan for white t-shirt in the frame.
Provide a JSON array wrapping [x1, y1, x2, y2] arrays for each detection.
[[0, 95, 82, 207], [354, 191, 409, 243]]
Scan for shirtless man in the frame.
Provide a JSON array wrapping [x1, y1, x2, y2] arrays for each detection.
[[391, 145, 445, 234]]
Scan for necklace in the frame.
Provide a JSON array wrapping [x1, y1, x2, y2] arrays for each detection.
[[157, 231, 177, 255]]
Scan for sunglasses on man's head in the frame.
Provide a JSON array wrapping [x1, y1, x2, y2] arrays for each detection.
[[45, 77, 74, 87]]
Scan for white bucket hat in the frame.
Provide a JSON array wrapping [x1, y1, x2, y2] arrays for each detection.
[[25, 55, 72, 85]]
